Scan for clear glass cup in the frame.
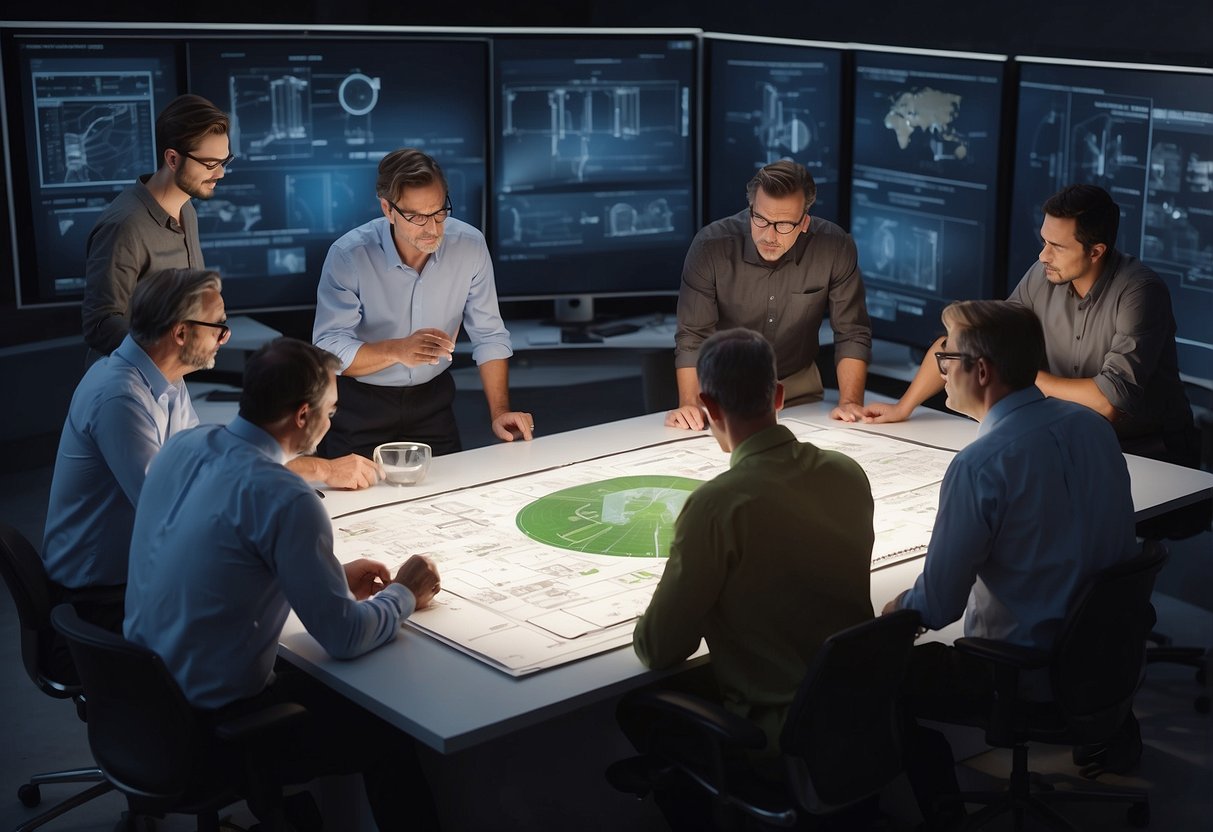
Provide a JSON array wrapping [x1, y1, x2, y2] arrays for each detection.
[[373, 441, 432, 485]]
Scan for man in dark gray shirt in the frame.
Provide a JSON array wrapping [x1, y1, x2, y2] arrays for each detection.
[[667, 160, 872, 429], [865, 184, 1197, 467], [83, 94, 231, 355]]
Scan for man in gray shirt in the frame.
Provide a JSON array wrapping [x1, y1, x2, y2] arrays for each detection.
[[864, 184, 1197, 467], [667, 160, 872, 430], [82, 94, 231, 355]]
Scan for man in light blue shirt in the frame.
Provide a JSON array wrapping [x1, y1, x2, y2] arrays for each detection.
[[314, 147, 533, 458], [883, 300, 1139, 818], [125, 337, 441, 828]]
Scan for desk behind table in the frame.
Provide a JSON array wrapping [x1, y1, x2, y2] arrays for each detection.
[[278, 400, 1213, 754]]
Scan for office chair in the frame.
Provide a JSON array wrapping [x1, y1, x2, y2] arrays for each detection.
[[51, 604, 307, 832], [936, 544, 1165, 831], [0, 522, 113, 832], [609, 609, 922, 830]]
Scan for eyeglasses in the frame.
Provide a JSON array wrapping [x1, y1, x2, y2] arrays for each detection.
[[178, 150, 236, 171], [934, 351, 979, 375], [186, 319, 231, 344], [388, 196, 453, 226], [749, 209, 806, 235]]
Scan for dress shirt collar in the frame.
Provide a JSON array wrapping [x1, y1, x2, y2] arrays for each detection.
[[739, 210, 814, 269], [112, 334, 175, 401], [378, 216, 446, 274], [978, 385, 1045, 438], [1074, 248, 1121, 310], [226, 416, 289, 464], [132, 173, 178, 231], [730, 423, 797, 467]]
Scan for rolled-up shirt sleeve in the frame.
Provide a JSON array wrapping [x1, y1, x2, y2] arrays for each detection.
[[271, 492, 414, 660], [462, 242, 513, 365], [674, 237, 720, 370], [826, 234, 872, 364], [312, 246, 367, 371], [1093, 278, 1171, 417]]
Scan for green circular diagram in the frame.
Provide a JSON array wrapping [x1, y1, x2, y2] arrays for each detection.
[[516, 475, 703, 558]]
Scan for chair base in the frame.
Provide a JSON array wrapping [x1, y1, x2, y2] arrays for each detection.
[[15, 780, 115, 832]]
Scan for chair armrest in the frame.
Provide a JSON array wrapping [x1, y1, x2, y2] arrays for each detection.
[[954, 637, 1049, 671], [625, 689, 767, 751], [212, 703, 309, 744]]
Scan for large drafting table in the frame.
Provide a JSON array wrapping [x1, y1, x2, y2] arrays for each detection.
[[277, 402, 1213, 753]]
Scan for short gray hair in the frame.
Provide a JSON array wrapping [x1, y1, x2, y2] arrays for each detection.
[[129, 269, 222, 348], [697, 328, 778, 419]]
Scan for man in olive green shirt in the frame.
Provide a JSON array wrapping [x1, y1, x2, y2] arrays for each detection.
[[633, 328, 875, 750]]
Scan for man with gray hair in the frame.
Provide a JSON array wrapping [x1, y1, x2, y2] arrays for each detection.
[[668, 160, 872, 430], [634, 328, 875, 752]]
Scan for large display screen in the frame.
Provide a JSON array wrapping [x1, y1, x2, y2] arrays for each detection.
[[704, 36, 844, 225], [2, 34, 181, 306], [850, 49, 1009, 347], [490, 36, 697, 299], [1010, 59, 1213, 385], [186, 36, 488, 311]]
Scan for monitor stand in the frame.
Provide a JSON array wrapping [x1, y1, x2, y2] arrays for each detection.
[[551, 295, 595, 325]]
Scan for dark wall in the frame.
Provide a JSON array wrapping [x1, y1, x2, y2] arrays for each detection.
[[2, 0, 1210, 345]]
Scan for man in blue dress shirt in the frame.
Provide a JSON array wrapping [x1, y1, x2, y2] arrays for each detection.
[[125, 337, 441, 829], [883, 300, 1140, 817], [314, 147, 533, 458]]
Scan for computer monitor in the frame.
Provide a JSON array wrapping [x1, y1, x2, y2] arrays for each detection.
[[849, 47, 1010, 348], [703, 34, 844, 225], [489, 34, 697, 321], [1010, 58, 1213, 387], [186, 35, 489, 311], [1, 32, 181, 307]]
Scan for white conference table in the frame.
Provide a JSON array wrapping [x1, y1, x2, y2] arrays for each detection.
[[277, 400, 1213, 754]]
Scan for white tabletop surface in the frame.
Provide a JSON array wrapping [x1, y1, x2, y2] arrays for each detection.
[[278, 400, 1213, 753]]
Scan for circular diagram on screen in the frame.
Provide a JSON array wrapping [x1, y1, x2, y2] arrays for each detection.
[[516, 475, 702, 558]]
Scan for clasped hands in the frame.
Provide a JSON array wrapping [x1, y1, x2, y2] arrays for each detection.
[[343, 554, 442, 609]]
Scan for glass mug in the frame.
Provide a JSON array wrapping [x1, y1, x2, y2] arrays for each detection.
[[373, 442, 432, 486]]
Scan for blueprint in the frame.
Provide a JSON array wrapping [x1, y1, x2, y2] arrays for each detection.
[[329, 419, 953, 675]]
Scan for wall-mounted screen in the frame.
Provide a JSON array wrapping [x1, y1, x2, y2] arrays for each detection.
[[2, 34, 181, 306], [703, 35, 843, 225], [850, 48, 1008, 347], [186, 36, 488, 311], [490, 35, 697, 303], [1010, 59, 1213, 385]]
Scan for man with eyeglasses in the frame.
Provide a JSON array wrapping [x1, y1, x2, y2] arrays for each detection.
[[667, 160, 872, 430], [314, 147, 529, 458], [881, 301, 1138, 820], [82, 94, 234, 356]]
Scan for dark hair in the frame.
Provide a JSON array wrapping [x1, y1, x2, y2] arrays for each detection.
[[745, 160, 817, 211], [129, 268, 222, 348], [1042, 184, 1120, 252], [155, 94, 229, 167], [239, 338, 341, 426], [376, 148, 448, 203], [697, 328, 778, 419], [942, 300, 1046, 390]]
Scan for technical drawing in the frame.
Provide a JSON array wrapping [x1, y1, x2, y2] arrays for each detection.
[[337, 72, 380, 145], [498, 190, 686, 252], [754, 82, 815, 162], [605, 198, 674, 238], [194, 199, 263, 234], [863, 216, 940, 292], [229, 70, 314, 160], [33, 71, 156, 188]]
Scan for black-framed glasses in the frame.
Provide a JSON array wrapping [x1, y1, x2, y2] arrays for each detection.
[[185, 319, 231, 344], [749, 209, 806, 235], [388, 196, 453, 226], [178, 149, 236, 171], [934, 351, 979, 375]]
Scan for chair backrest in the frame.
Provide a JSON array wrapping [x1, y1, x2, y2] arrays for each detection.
[[51, 604, 209, 803], [779, 609, 921, 813], [0, 522, 76, 695], [1050, 542, 1167, 744]]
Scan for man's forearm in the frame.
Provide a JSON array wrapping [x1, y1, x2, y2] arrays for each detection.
[[1035, 372, 1118, 421], [675, 367, 700, 407], [834, 357, 868, 406], [343, 341, 400, 377], [479, 358, 511, 418]]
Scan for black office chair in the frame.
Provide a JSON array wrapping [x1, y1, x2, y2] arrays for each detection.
[[936, 544, 1165, 831], [0, 522, 113, 832], [50, 604, 307, 832], [610, 609, 922, 830]]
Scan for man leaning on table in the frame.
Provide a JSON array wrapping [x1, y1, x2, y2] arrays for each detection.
[[666, 160, 872, 430], [882, 301, 1140, 820], [313, 147, 532, 459], [125, 337, 442, 830]]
